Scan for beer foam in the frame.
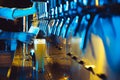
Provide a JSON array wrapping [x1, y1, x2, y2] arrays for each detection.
[[34, 39, 46, 44]]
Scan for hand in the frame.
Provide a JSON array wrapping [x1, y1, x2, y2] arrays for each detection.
[[17, 32, 35, 44]]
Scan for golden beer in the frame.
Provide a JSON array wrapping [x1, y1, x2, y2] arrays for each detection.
[[34, 39, 46, 71]]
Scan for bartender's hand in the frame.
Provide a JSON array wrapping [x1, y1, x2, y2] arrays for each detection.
[[17, 32, 35, 44]]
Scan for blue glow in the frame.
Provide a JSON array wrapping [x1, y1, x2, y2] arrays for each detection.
[[95, 16, 120, 73], [56, 19, 64, 36], [66, 1, 69, 11], [55, 7, 58, 15], [74, 1, 77, 9], [9, 40, 17, 51], [53, 0, 56, 7], [45, 3, 47, 13], [79, 29, 86, 50], [60, 18, 70, 38], [30, 49, 35, 56], [83, 0, 87, 6], [77, 15, 89, 51], [118, 0, 120, 3], [64, 1, 69, 12], [59, 4, 62, 13], [86, 14, 91, 20], [66, 16, 79, 38], [48, 20, 55, 35], [53, 19, 59, 35], [70, 1, 74, 9], [75, 16, 79, 23], [99, 0, 104, 6], [51, 19, 59, 34], [51, 8, 54, 16], [81, 16, 88, 28], [64, 4, 67, 11], [70, 1, 77, 10], [74, 0, 77, 3], [78, 0, 82, 3], [77, 7, 82, 13], [55, 7, 58, 17]]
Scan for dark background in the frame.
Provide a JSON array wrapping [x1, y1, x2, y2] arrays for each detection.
[[0, 0, 32, 50], [0, 0, 32, 31]]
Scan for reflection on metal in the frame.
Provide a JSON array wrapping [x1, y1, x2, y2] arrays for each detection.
[[85, 65, 96, 69], [37, 2, 47, 19], [39, 19, 48, 36], [83, 0, 88, 6], [22, 16, 29, 66], [7, 68, 11, 78], [48, 20, 55, 31], [60, 18, 70, 38], [59, 76, 69, 80], [7, 0, 120, 80], [65, 16, 79, 38], [46, 57, 53, 64], [64, 1, 69, 12], [55, 18, 64, 36], [59, 4, 63, 14], [52, 19, 59, 35]]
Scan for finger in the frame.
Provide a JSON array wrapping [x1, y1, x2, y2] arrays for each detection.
[[28, 33, 36, 38], [29, 41, 34, 45]]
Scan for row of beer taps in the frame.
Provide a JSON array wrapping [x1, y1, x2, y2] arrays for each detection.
[[46, 0, 120, 52], [31, 0, 120, 80]]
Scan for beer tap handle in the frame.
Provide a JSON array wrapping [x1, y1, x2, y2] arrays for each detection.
[[65, 16, 79, 38], [74, 15, 83, 36], [82, 14, 99, 53], [55, 18, 64, 36]]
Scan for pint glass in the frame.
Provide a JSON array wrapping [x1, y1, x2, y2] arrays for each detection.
[[34, 39, 46, 71]]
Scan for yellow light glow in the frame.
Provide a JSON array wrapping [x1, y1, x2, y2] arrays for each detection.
[[59, 74, 69, 80], [95, 0, 99, 6], [89, 34, 107, 80], [59, 76, 69, 80], [46, 57, 53, 64], [7, 68, 11, 78], [85, 65, 96, 68]]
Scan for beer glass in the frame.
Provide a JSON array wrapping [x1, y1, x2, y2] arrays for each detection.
[[34, 39, 46, 72]]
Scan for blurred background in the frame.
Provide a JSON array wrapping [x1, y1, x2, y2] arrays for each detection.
[[0, 0, 120, 80]]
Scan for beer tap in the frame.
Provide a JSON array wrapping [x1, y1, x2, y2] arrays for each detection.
[[77, 0, 120, 53], [42, 0, 54, 36], [59, 17, 70, 38], [65, 0, 80, 38], [58, 0, 75, 39], [55, 18, 64, 36], [50, 8, 60, 36], [59, 0, 72, 38], [51, 0, 64, 35], [46, 0, 63, 45], [65, 16, 79, 38], [46, 1, 55, 35], [52, 1, 65, 36], [67, 0, 96, 53], [49, 0, 60, 35], [69, 0, 77, 15], [31, 0, 48, 26], [53, 0, 65, 36], [51, 19, 59, 35]]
